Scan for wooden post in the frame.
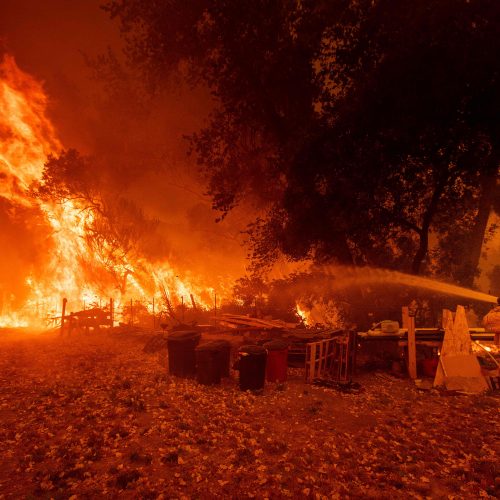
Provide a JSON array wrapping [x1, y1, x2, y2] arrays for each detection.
[[442, 308, 453, 329], [309, 343, 317, 382], [60, 298, 67, 335], [190, 294, 197, 310], [152, 296, 155, 329], [214, 293, 217, 328], [130, 298, 133, 325], [109, 298, 114, 327], [181, 296, 185, 322], [407, 311, 417, 379], [402, 306, 410, 329]]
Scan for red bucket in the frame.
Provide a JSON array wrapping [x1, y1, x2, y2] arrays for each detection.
[[422, 357, 438, 377]]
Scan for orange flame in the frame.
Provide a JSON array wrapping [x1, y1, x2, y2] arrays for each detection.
[[0, 55, 229, 327], [295, 300, 344, 329], [295, 303, 310, 325]]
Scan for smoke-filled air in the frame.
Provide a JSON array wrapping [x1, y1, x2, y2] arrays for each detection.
[[0, 55, 241, 326], [0, 1, 499, 498]]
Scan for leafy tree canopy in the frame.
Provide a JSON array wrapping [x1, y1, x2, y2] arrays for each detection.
[[105, 0, 500, 280]]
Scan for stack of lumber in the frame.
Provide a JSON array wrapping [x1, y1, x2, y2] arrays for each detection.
[[284, 328, 344, 342], [216, 314, 298, 330]]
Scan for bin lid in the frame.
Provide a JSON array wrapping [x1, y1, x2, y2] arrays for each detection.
[[263, 340, 289, 351], [168, 330, 201, 341], [195, 341, 221, 352], [207, 340, 231, 348], [239, 344, 266, 355]]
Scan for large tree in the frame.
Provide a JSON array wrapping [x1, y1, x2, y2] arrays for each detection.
[[105, 0, 500, 279], [36, 149, 161, 293], [316, 0, 500, 279]]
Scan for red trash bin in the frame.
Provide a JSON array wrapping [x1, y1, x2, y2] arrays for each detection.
[[264, 340, 289, 383], [422, 357, 438, 377]]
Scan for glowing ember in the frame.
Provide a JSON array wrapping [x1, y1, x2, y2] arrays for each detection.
[[0, 55, 227, 327]]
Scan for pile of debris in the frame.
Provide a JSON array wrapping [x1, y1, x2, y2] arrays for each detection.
[[217, 314, 298, 330], [434, 306, 499, 393]]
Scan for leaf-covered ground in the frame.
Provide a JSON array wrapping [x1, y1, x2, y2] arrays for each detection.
[[0, 328, 498, 499]]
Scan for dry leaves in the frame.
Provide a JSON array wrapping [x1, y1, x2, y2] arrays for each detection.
[[0, 328, 498, 498]]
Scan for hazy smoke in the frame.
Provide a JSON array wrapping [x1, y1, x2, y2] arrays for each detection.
[[0, 0, 250, 307]]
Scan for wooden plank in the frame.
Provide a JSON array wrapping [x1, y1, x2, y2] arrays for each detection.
[[434, 312, 454, 387], [451, 305, 472, 354], [440, 354, 489, 393], [306, 343, 312, 381], [434, 307, 488, 391], [319, 341, 324, 375], [304, 335, 356, 383], [407, 314, 417, 379], [310, 343, 317, 381], [305, 344, 311, 381], [402, 306, 410, 329], [442, 309, 453, 329]]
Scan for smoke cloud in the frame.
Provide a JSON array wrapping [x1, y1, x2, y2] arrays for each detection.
[[0, 0, 250, 308]]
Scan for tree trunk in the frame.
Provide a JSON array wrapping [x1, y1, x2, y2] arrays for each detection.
[[411, 228, 428, 275], [411, 178, 446, 275], [461, 168, 499, 287]]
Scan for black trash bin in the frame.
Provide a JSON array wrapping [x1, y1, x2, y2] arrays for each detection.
[[167, 330, 201, 378], [236, 345, 267, 391], [195, 342, 222, 385], [208, 340, 231, 378]]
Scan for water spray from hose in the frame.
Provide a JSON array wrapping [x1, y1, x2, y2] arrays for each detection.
[[319, 266, 498, 304]]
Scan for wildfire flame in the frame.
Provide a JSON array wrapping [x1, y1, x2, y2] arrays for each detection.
[[0, 55, 227, 327], [295, 303, 310, 325], [295, 299, 344, 329]]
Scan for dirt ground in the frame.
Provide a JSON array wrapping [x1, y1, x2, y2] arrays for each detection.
[[0, 328, 498, 499]]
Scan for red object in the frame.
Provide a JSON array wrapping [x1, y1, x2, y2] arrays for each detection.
[[264, 341, 288, 383], [422, 357, 438, 377]]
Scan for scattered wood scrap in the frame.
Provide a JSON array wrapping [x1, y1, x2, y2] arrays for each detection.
[[216, 314, 298, 330], [434, 306, 489, 394], [312, 378, 364, 394]]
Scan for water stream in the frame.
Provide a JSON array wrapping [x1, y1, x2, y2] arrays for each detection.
[[320, 266, 498, 304]]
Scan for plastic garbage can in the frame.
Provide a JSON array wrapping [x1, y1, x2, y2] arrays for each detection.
[[208, 340, 231, 377], [167, 330, 201, 378], [236, 345, 267, 391], [195, 342, 221, 385], [264, 340, 289, 383]]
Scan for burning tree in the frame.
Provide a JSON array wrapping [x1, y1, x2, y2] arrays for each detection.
[[0, 54, 231, 326], [36, 149, 161, 294]]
